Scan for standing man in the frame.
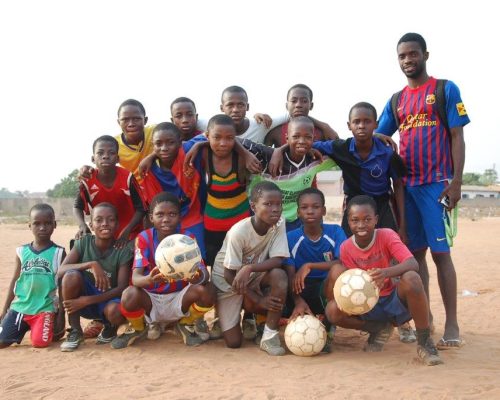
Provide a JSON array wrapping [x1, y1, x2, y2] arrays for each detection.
[[376, 32, 469, 349]]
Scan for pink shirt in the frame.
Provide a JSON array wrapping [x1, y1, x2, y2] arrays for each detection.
[[340, 228, 413, 296]]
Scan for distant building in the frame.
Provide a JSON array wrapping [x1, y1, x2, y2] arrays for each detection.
[[316, 171, 343, 196], [461, 185, 500, 199]]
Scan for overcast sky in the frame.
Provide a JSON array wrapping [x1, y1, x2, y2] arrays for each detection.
[[1, 0, 497, 192]]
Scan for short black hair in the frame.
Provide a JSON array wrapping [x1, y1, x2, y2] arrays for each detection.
[[92, 135, 119, 153], [117, 99, 146, 117], [297, 187, 325, 207], [92, 202, 118, 219], [398, 32, 427, 53], [170, 97, 197, 114], [348, 102, 377, 121], [221, 86, 248, 103], [289, 115, 314, 129], [346, 195, 377, 215], [152, 122, 182, 141], [250, 181, 282, 202], [149, 192, 181, 214], [287, 84, 313, 101], [29, 203, 55, 219], [207, 114, 235, 132]]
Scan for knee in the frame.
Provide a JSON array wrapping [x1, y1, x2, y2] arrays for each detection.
[[268, 268, 288, 293], [400, 271, 424, 294], [104, 302, 125, 326], [61, 270, 83, 292], [325, 300, 342, 324], [198, 283, 216, 307], [121, 286, 142, 310]]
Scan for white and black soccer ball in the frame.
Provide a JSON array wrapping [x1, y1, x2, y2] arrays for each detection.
[[333, 268, 379, 315], [155, 234, 202, 280], [284, 315, 326, 356]]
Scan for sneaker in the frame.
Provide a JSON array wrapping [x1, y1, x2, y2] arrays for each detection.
[[60, 329, 84, 352], [147, 322, 162, 341], [209, 319, 223, 340], [364, 323, 394, 352], [398, 323, 417, 343], [242, 317, 257, 340], [260, 334, 285, 356], [175, 323, 204, 346], [253, 323, 265, 345], [96, 323, 117, 344], [194, 318, 210, 342], [417, 337, 444, 366], [83, 319, 103, 339], [111, 326, 147, 349], [321, 325, 336, 354]]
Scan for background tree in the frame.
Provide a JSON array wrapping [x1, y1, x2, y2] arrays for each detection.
[[46, 169, 79, 198]]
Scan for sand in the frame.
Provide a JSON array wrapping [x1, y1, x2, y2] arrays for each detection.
[[1, 218, 500, 400]]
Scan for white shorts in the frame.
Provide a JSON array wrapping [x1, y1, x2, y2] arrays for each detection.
[[145, 285, 190, 324], [214, 272, 266, 332]]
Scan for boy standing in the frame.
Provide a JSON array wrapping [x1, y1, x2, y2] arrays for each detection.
[[211, 181, 290, 356], [0, 204, 65, 348]]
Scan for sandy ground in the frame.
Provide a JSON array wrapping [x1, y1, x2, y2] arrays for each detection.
[[0, 218, 499, 400]]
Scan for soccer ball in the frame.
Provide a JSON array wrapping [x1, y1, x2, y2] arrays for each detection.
[[154, 234, 202, 280], [333, 268, 379, 315], [284, 315, 326, 356]]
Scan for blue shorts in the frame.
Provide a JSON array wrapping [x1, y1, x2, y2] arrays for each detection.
[[405, 182, 449, 253], [360, 289, 411, 326], [79, 273, 120, 321]]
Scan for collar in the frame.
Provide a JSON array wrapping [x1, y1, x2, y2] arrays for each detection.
[[349, 137, 387, 161]]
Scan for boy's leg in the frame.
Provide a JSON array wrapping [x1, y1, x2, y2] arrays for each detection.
[[0, 310, 30, 348], [96, 300, 126, 344], [111, 286, 151, 349], [25, 312, 54, 348], [60, 270, 86, 352], [396, 271, 443, 365]]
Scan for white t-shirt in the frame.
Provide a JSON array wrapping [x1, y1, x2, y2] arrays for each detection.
[[212, 216, 290, 293]]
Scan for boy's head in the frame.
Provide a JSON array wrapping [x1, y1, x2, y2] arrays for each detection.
[[346, 195, 378, 240], [206, 114, 237, 157], [90, 203, 118, 239], [220, 86, 249, 126], [297, 188, 326, 225], [287, 116, 315, 158], [117, 99, 148, 143], [170, 97, 198, 139], [397, 32, 428, 79], [250, 181, 282, 226], [152, 122, 182, 164], [92, 135, 119, 169], [29, 203, 56, 240], [347, 102, 378, 143], [149, 192, 181, 237], [286, 84, 314, 117]]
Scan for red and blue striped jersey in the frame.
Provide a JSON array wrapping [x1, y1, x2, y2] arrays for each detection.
[[377, 77, 470, 186]]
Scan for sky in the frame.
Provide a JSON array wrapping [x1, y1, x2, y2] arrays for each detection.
[[0, 0, 498, 192]]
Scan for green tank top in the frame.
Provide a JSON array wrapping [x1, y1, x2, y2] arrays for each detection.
[[11, 243, 64, 315]]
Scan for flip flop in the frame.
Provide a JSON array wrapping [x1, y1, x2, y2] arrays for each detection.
[[436, 337, 465, 350]]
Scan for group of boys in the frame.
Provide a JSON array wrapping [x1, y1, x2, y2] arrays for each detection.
[[0, 33, 469, 367]]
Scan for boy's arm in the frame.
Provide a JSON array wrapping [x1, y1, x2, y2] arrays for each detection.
[[294, 260, 341, 294], [285, 263, 313, 320], [368, 256, 418, 289], [263, 126, 282, 147], [229, 257, 285, 295], [1, 255, 21, 321], [131, 265, 165, 288], [308, 116, 339, 140], [137, 153, 157, 178], [392, 178, 408, 244], [440, 126, 465, 209], [73, 195, 91, 239], [115, 180, 146, 248]]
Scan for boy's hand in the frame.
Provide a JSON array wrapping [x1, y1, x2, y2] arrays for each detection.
[[268, 145, 286, 177], [293, 264, 311, 294], [75, 224, 91, 240], [148, 266, 166, 284], [254, 113, 272, 128], [183, 141, 204, 172], [89, 261, 111, 292], [232, 265, 252, 294], [289, 298, 312, 320], [186, 268, 203, 285], [367, 268, 387, 290], [258, 294, 284, 312], [63, 296, 91, 314], [439, 179, 461, 210], [373, 133, 398, 152], [78, 165, 93, 181], [138, 156, 155, 178], [308, 148, 322, 161], [243, 151, 262, 174]]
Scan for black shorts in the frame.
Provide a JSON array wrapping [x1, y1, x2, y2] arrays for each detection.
[[204, 229, 227, 268]]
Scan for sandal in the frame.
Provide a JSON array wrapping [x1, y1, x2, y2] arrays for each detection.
[[436, 337, 465, 350]]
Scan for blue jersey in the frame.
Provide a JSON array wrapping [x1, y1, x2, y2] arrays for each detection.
[[284, 224, 346, 279], [377, 77, 470, 186]]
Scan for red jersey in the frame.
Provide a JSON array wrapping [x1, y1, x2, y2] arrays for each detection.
[[340, 228, 413, 296], [77, 167, 144, 240]]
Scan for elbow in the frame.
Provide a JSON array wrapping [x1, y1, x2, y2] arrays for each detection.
[[409, 257, 419, 272]]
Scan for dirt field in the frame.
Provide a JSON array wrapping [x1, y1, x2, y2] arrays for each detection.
[[0, 219, 499, 399]]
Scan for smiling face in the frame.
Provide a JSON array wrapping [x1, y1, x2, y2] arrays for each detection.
[[397, 41, 428, 80], [117, 105, 147, 144], [287, 119, 314, 160], [171, 101, 198, 139], [286, 87, 313, 117], [347, 106, 377, 145], [152, 129, 181, 166], [92, 140, 119, 170], [150, 201, 180, 239], [347, 204, 378, 244], [90, 204, 118, 240], [29, 209, 56, 242]]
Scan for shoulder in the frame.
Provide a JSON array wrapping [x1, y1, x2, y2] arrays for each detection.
[[286, 227, 303, 241]]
